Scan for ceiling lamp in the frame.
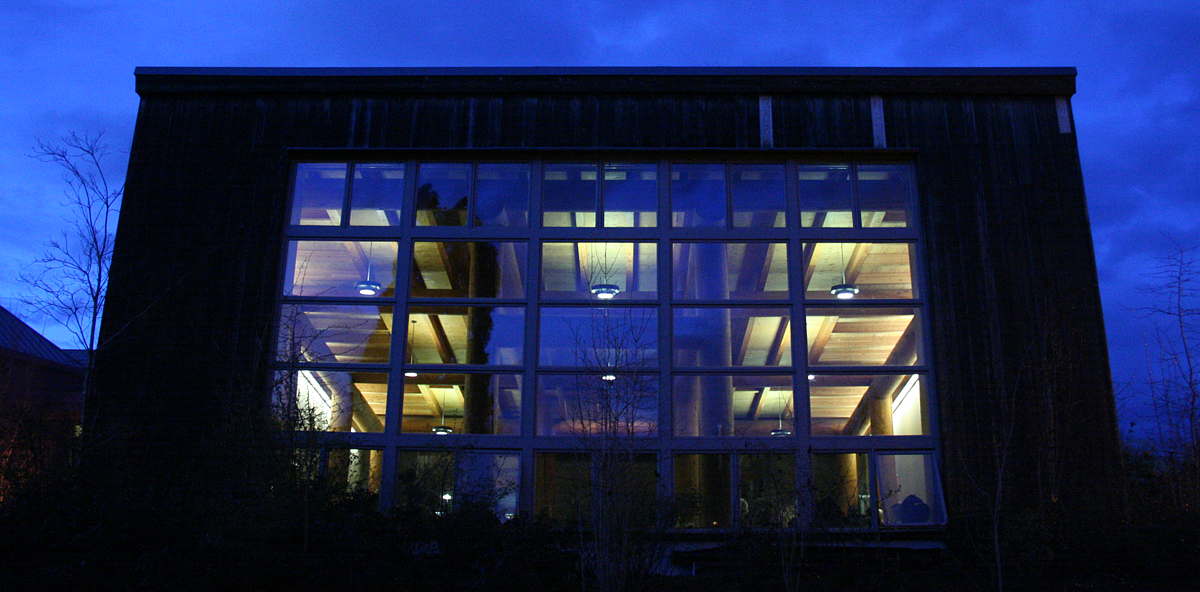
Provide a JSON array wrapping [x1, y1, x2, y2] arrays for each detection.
[[770, 388, 792, 436], [830, 243, 858, 299], [355, 280, 382, 296], [830, 283, 860, 299], [590, 283, 620, 299], [356, 241, 382, 296], [404, 319, 418, 377], [431, 373, 453, 434], [600, 373, 617, 381]]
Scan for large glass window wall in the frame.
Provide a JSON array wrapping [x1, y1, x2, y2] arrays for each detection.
[[278, 156, 940, 530]]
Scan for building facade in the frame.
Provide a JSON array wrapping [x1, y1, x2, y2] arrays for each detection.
[[94, 68, 1120, 538]]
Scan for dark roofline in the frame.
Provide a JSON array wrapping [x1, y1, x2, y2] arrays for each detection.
[[134, 66, 1076, 96]]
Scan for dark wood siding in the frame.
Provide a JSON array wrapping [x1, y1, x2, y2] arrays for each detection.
[[95, 69, 1118, 538]]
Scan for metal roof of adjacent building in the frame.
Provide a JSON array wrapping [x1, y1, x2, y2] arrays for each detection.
[[0, 305, 82, 369]]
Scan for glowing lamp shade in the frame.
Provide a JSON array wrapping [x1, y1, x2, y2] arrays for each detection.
[[770, 428, 793, 437], [404, 371, 418, 378], [355, 280, 382, 296], [830, 283, 859, 299], [600, 373, 617, 382], [431, 425, 454, 435], [590, 283, 621, 299]]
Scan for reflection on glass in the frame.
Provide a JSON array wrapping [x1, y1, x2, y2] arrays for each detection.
[[805, 307, 922, 367], [858, 164, 912, 228], [294, 448, 382, 495], [538, 307, 658, 367], [537, 374, 657, 436], [349, 163, 405, 226], [673, 242, 788, 300], [740, 454, 796, 528], [673, 308, 791, 367], [459, 453, 520, 520], [291, 163, 347, 226], [674, 375, 793, 436], [274, 370, 387, 432], [401, 373, 521, 435], [416, 163, 469, 226], [675, 453, 731, 528], [541, 242, 657, 300], [476, 163, 530, 227], [877, 453, 945, 526], [285, 241, 397, 298], [730, 164, 786, 228], [798, 164, 852, 228], [803, 243, 915, 300], [407, 306, 524, 366], [809, 374, 928, 436], [603, 163, 658, 227], [672, 164, 725, 227], [535, 452, 590, 523], [543, 163, 598, 227], [277, 304, 392, 364], [395, 450, 457, 516], [411, 242, 527, 299], [812, 453, 870, 529]]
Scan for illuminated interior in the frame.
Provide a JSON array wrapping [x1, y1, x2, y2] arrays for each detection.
[[278, 158, 941, 529]]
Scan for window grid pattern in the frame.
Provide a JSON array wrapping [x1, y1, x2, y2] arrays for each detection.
[[278, 157, 942, 530]]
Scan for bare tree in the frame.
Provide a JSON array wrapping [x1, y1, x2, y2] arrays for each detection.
[[1139, 241, 1200, 513], [21, 132, 122, 406]]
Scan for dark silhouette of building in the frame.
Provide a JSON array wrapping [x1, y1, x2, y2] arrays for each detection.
[[92, 68, 1120, 544], [0, 306, 83, 499]]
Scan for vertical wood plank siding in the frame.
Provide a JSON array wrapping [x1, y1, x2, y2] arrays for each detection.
[[96, 71, 1118, 539]]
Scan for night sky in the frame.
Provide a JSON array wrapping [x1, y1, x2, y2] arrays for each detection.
[[1, 1, 1196, 440]]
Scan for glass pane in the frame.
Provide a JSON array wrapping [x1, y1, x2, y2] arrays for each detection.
[[277, 304, 392, 365], [809, 374, 928, 436], [349, 163, 405, 226], [542, 163, 598, 228], [672, 242, 788, 300], [671, 164, 726, 227], [458, 452, 521, 520], [811, 452, 871, 528], [602, 163, 657, 227], [411, 242, 527, 299], [739, 454, 796, 528], [805, 307, 922, 367], [803, 243, 915, 300], [537, 374, 657, 436], [407, 306, 524, 366], [877, 453, 945, 526], [730, 164, 786, 228], [395, 450, 457, 516], [285, 241, 397, 298], [538, 307, 658, 368], [675, 453, 731, 528], [798, 164, 852, 228], [291, 163, 347, 226], [273, 370, 386, 432], [858, 164, 912, 228], [401, 373, 521, 435], [415, 163, 469, 226], [541, 242, 657, 301], [673, 308, 792, 367], [674, 375, 793, 437], [535, 452, 590, 523], [476, 163, 530, 227]]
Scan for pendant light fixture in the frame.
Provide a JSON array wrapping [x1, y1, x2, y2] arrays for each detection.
[[830, 243, 859, 299], [431, 383, 453, 435], [770, 388, 792, 437], [590, 283, 621, 299], [404, 319, 418, 378], [354, 242, 382, 296]]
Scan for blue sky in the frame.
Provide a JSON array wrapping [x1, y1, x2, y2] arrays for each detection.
[[1, 0, 1197, 439]]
